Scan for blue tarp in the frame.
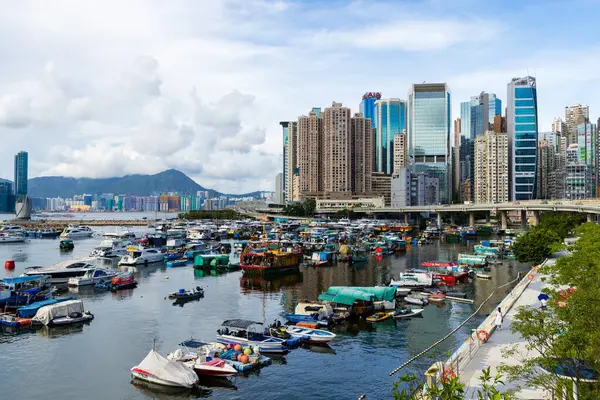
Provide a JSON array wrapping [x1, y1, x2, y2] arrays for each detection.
[[2, 275, 50, 284]]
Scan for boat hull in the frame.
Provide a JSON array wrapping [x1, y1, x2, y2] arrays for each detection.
[[131, 368, 191, 388], [216, 335, 288, 354]]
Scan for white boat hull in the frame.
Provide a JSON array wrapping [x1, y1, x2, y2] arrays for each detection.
[[131, 369, 191, 388], [216, 334, 288, 353], [393, 308, 424, 319], [0, 236, 27, 243], [285, 327, 336, 344]]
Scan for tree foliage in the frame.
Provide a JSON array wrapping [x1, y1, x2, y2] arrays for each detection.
[[537, 212, 585, 239], [512, 228, 561, 265], [501, 222, 600, 398], [179, 209, 242, 220], [282, 199, 316, 217]]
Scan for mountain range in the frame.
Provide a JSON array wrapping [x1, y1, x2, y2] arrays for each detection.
[[9, 169, 261, 198]]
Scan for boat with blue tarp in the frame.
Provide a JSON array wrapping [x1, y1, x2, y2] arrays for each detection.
[[0, 275, 53, 308], [16, 297, 76, 318]]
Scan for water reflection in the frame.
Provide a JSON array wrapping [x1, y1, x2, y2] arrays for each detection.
[[131, 378, 212, 399], [239, 273, 303, 294]]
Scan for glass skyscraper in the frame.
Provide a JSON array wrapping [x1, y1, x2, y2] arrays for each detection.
[[507, 77, 538, 200], [407, 83, 452, 203], [14, 151, 28, 196], [359, 92, 381, 128], [374, 98, 406, 174]]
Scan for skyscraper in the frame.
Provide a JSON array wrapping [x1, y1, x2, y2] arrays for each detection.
[[297, 109, 322, 196], [14, 151, 28, 197], [507, 76, 538, 201], [285, 121, 298, 202], [280, 122, 290, 200], [565, 104, 589, 145], [474, 131, 509, 204], [576, 122, 597, 195], [393, 131, 407, 173], [407, 83, 452, 203], [274, 173, 284, 204], [373, 98, 406, 174], [537, 140, 555, 200], [0, 179, 14, 213], [322, 103, 352, 193], [359, 92, 381, 128], [551, 117, 566, 135], [351, 113, 373, 194]]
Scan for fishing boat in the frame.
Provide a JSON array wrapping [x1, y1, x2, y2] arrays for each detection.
[[282, 313, 329, 327], [131, 348, 198, 388], [421, 261, 469, 285], [193, 254, 230, 271], [216, 319, 289, 354], [163, 239, 187, 261], [457, 253, 488, 268], [240, 246, 302, 276], [59, 239, 74, 250], [31, 299, 94, 326], [351, 249, 369, 264], [68, 268, 117, 286], [317, 288, 375, 317], [0, 275, 53, 308], [310, 251, 337, 267], [366, 312, 393, 323], [474, 245, 500, 256], [284, 326, 336, 344], [393, 308, 424, 319], [168, 287, 204, 301], [96, 271, 137, 291]]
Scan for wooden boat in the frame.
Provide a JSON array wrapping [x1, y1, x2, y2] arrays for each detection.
[[393, 308, 424, 319], [284, 326, 336, 344], [366, 312, 393, 323], [240, 247, 302, 276], [168, 287, 204, 301], [310, 251, 337, 267]]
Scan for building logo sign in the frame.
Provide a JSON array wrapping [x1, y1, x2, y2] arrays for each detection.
[[362, 92, 382, 100]]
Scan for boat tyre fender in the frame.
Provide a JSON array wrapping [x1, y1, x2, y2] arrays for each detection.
[[477, 330, 489, 342], [145, 259, 149, 266], [442, 369, 456, 382], [528, 273, 535, 281]]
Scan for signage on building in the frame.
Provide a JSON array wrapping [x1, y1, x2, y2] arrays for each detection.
[[362, 92, 382, 100]]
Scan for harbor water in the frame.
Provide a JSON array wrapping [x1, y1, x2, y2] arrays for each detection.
[[0, 228, 528, 399]]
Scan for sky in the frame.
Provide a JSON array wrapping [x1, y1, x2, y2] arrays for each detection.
[[0, 0, 599, 194]]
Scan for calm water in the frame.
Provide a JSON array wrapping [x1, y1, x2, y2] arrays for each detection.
[[0, 230, 528, 399], [0, 211, 179, 221]]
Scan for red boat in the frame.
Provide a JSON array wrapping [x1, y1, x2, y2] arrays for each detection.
[[110, 272, 138, 291], [240, 248, 302, 276], [421, 261, 469, 286]]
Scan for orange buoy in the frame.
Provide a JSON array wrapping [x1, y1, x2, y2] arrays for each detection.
[[4, 260, 15, 270], [240, 354, 249, 364], [476, 330, 489, 342], [528, 273, 535, 281]]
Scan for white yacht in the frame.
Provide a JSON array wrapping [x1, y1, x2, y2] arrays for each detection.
[[60, 226, 94, 238], [68, 268, 118, 286], [389, 272, 433, 288], [103, 229, 136, 239], [24, 259, 98, 284], [0, 225, 26, 237], [90, 239, 135, 258], [119, 248, 164, 266], [0, 233, 27, 243]]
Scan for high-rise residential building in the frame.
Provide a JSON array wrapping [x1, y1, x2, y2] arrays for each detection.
[[280, 122, 290, 200], [453, 118, 461, 199], [391, 168, 411, 207], [576, 122, 597, 195], [297, 109, 323, 196], [359, 92, 381, 128], [351, 113, 373, 194], [322, 103, 352, 194], [392, 131, 407, 173], [551, 117, 566, 135], [0, 179, 14, 213], [565, 104, 589, 145], [285, 121, 298, 202], [407, 83, 452, 203], [373, 98, 406, 174], [493, 115, 506, 133], [565, 144, 593, 200], [538, 132, 557, 149], [274, 173, 284, 204], [14, 151, 28, 197], [473, 131, 509, 204], [371, 172, 392, 206], [537, 140, 555, 200], [507, 76, 538, 201]]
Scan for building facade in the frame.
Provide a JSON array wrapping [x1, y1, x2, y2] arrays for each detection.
[[393, 131, 407, 173], [507, 76, 538, 201], [537, 139, 555, 200], [359, 92, 381, 128], [407, 83, 452, 203], [322, 103, 352, 194], [0, 179, 14, 213], [473, 131, 509, 204], [274, 173, 284, 204], [351, 113, 373, 194], [284, 121, 298, 202], [297, 109, 322, 196], [14, 151, 28, 197], [374, 98, 406, 174], [565, 144, 593, 200], [391, 168, 411, 207], [565, 104, 589, 145], [371, 172, 392, 206]]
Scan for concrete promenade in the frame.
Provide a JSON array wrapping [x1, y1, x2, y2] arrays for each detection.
[[460, 269, 550, 399]]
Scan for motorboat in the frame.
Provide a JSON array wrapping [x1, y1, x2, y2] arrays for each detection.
[[390, 271, 433, 288], [167, 287, 204, 301], [393, 308, 424, 319], [60, 226, 93, 238], [216, 319, 289, 354], [103, 229, 136, 239], [90, 239, 134, 258], [0, 275, 53, 308], [132, 348, 198, 388], [404, 296, 429, 306], [0, 233, 27, 243], [366, 312, 393, 323], [23, 259, 98, 284], [119, 247, 164, 266], [167, 341, 237, 377], [16, 297, 76, 318], [31, 299, 94, 325], [395, 288, 412, 296], [0, 225, 26, 236], [284, 326, 336, 344], [68, 268, 117, 286]]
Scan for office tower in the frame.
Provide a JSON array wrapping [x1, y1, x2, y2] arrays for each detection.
[[552, 117, 566, 135], [537, 140, 555, 200], [14, 151, 28, 197], [393, 131, 407, 173], [565, 104, 589, 145], [297, 109, 322, 196], [285, 121, 298, 202], [280, 122, 290, 200], [507, 76, 538, 201], [407, 83, 452, 203], [474, 131, 509, 204], [453, 118, 461, 199], [0, 179, 14, 213], [322, 103, 352, 194], [359, 92, 381, 128], [274, 173, 284, 204], [373, 98, 406, 174], [351, 113, 373, 194]]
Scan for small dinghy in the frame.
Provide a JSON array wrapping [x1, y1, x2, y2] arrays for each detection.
[[31, 299, 94, 326], [168, 287, 204, 301], [477, 273, 492, 280], [131, 348, 198, 388], [395, 288, 412, 296], [366, 312, 393, 323], [404, 296, 429, 306], [284, 326, 337, 344], [393, 308, 424, 319]]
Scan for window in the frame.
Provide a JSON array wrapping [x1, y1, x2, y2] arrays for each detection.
[[515, 107, 535, 115], [515, 116, 536, 123], [515, 124, 537, 132], [515, 99, 534, 107], [515, 140, 537, 148], [516, 149, 536, 156], [515, 87, 533, 99]]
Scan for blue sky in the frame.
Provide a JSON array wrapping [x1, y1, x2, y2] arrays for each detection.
[[0, 0, 598, 192]]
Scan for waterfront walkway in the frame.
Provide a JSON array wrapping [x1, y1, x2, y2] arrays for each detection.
[[460, 270, 550, 399]]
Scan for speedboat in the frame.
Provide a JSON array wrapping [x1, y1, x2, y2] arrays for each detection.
[[132, 348, 198, 388], [31, 299, 94, 325], [393, 307, 424, 319], [60, 226, 93, 238], [0, 233, 27, 243], [390, 271, 433, 288], [366, 312, 393, 323], [23, 259, 97, 284], [0, 225, 26, 236], [216, 319, 289, 354], [68, 268, 118, 286], [119, 248, 164, 266], [284, 326, 336, 344], [167, 341, 237, 377], [90, 239, 134, 258], [103, 229, 136, 239]]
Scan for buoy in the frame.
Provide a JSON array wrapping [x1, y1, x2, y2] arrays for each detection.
[[243, 348, 252, 355], [4, 260, 15, 270], [234, 344, 242, 352], [240, 354, 249, 364], [528, 273, 535, 281], [476, 330, 489, 342]]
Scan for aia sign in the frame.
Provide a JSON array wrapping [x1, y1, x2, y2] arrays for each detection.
[[362, 92, 381, 100]]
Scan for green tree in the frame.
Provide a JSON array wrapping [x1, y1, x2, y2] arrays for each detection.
[[538, 212, 585, 239], [512, 227, 561, 265], [282, 199, 316, 217], [501, 222, 600, 398]]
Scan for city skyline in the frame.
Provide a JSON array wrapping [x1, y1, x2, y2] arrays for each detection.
[[1, 1, 600, 193]]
